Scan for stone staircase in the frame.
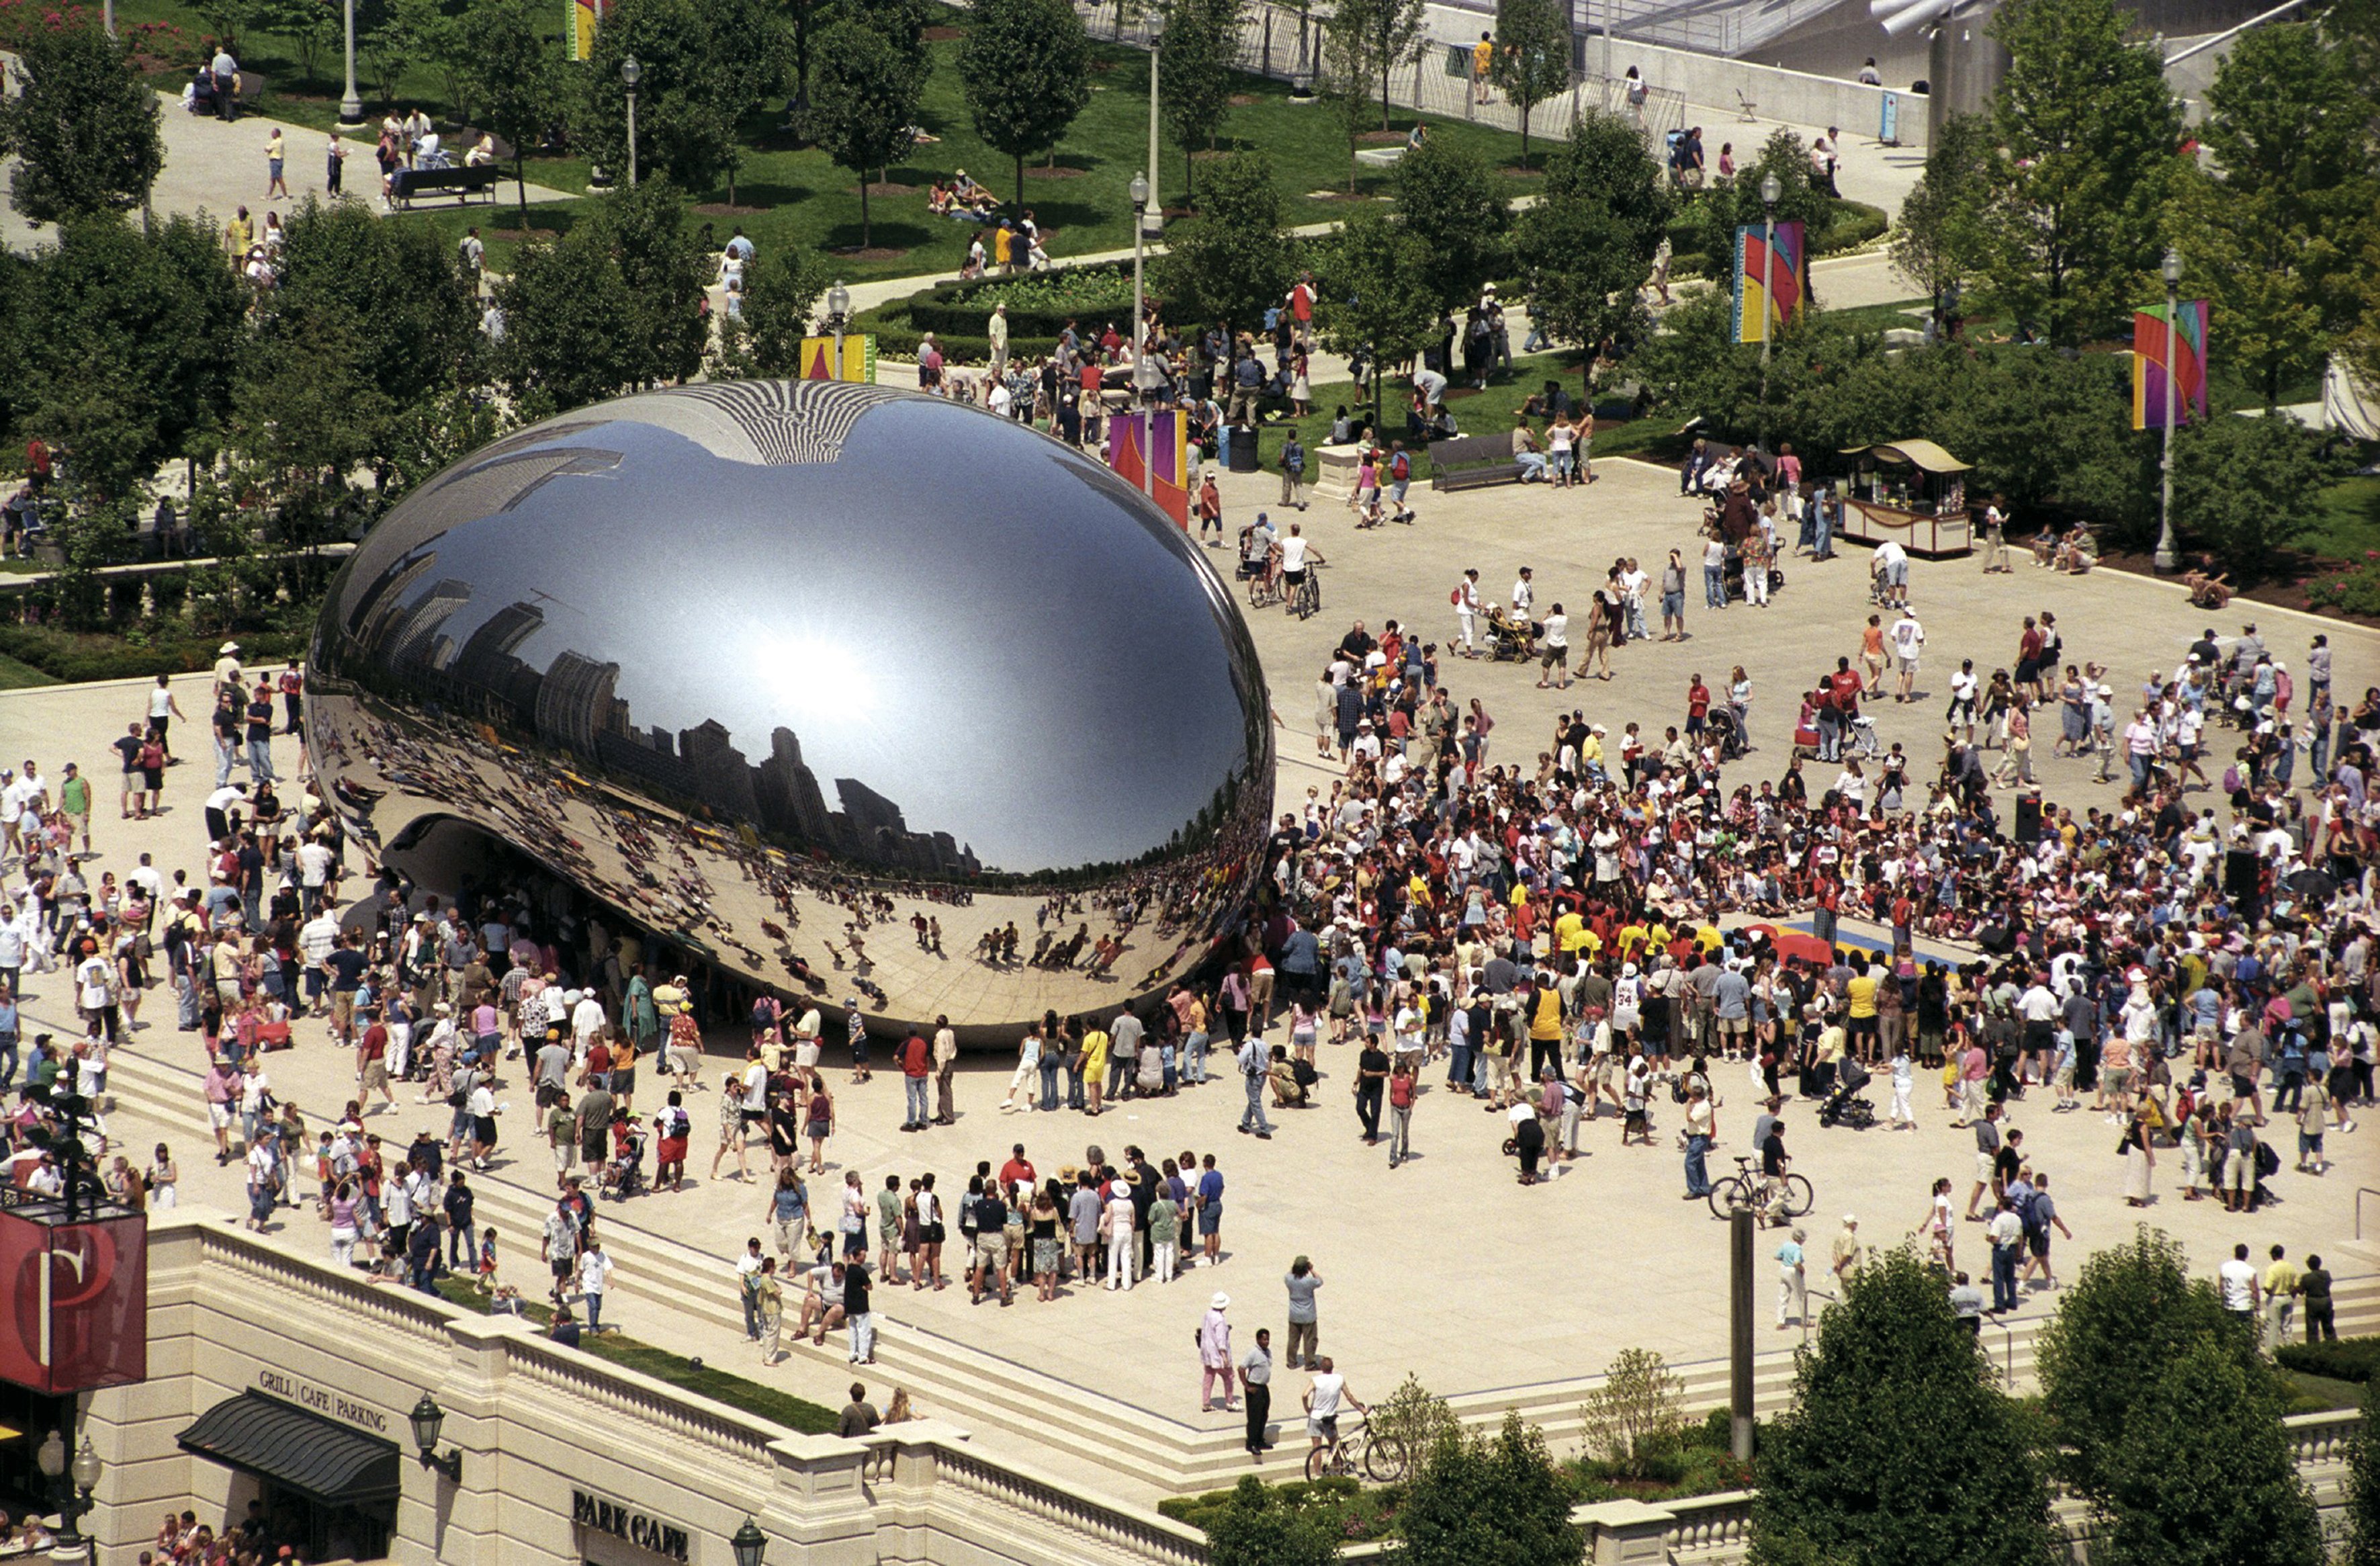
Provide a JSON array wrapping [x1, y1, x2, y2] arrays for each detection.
[[100, 1048, 2380, 1499]]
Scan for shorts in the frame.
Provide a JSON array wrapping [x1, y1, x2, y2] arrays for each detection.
[[1885, 562, 1908, 586], [1308, 1414, 1339, 1442], [552, 1256, 576, 1281], [1975, 1151, 1994, 1182], [2223, 1150, 2250, 1191], [977, 1231, 1010, 1272], [2230, 1072, 2255, 1100], [1283, 568, 1307, 587], [1898, 655, 1919, 674], [1197, 1203, 1221, 1236], [1541, 644, 1567, 669], [209, 1102, 234, 1131], [2027, 1230, 2049, 1258]]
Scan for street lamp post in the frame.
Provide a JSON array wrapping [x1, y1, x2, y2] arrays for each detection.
[[339, 0, 363, 126], [827, 279, 851, 378], [622, 56, 642, 189], [2154, 247, 2183, 574], [1146, 16, 1163, 246], [1757, 171, 1781, 452], [38, 1430, 101, 1561], [1129, 171, 1153, 498]]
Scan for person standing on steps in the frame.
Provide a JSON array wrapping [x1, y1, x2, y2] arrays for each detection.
[[1198, 1292, 1236, 1412], [1241, 1327, 1274, 1455]]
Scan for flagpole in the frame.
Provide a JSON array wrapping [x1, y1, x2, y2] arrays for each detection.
[[2154, 248, 2182, 574]]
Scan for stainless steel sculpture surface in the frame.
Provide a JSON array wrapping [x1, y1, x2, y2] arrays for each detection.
[[306, 382, 1274, 1039]]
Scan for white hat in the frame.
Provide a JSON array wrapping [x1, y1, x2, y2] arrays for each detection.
[[219, 641, 240, 654], [1210, 1292, 1230, 1310]]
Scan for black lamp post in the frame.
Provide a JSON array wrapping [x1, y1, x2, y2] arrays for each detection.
[[622, 56, 643, 188], [408, 1395, 464, 1481], [731, 1516, 768, 1566], [1756, 169, 1781, 452]]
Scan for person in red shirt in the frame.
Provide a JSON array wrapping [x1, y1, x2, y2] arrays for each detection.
[[897, 1031, 932, 1131], [997, 1143, 1035, 1202], [1685, 675, 1712, 740]]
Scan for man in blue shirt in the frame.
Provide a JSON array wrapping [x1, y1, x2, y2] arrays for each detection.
[[1775, 1227, 1806, 1329]]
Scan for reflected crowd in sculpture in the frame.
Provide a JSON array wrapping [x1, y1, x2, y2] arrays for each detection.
[[306, 382, 1275, 1039]]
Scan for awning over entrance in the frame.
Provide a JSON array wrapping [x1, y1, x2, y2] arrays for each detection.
[[178, 1393, 402, 1506]]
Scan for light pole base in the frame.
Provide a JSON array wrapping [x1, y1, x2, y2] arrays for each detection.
[[2152, 548, 2178, 574]]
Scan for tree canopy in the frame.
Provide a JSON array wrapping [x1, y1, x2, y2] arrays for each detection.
[[1151, 150, 1292, 329], [959, 0, 1094, 207], [811, 14, 925, 247], [1489, 0, 1570, 165], [576, 0, 788, 199], [0, 19, 165, 226], [1389, 1413, 1581, 1566], [1513, 108, 1669, 363], [1391, 132, 1508, 315]]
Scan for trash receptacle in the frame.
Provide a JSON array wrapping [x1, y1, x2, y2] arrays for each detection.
[[1228, 426, 1260, 474]]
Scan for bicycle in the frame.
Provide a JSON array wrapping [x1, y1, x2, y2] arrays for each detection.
[[1290, 569, 1321, 621], [1706, 1154, 1814, 1224], [1248, 570, 1283, 611], [1303, 1415, 1408, 1484]]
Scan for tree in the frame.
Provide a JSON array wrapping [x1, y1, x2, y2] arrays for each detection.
[[1979, 0, 2184, 346], [777, 0, 839, 122], [2086, 1330, 2321, 1566], [1365, 1374, 1459, 1475], [713, 243, 828, 376], [1389, 1413, 1581, 1566], [1676, 126, 1829, 286], [394, 0, 475, 121], [1750, 1248, 2059, 1566], [1206, 1475, 1341, 1566], [461, 0, 563, 228], [1890, 112, 1992, 324], [2348, 1375, 2380, 1566], [2170, 412, 2347, 577], [1325, 0, 1426, 131], [491, 181, 709, 409], [249, 0, 340, 85], [275, 197, 478, 406], [228, 300, 394, 543], [1150, 150, 1291, 328], [578, 0, 787, 201], [961, 0, 1093, 208], [1512, 108, 1669, 365], [1159, 0, 1243, 202], [811, 15, 922, 247], [1391, 132, 1505, 314], [0, 19, 165, 225], [1489, 0, 1568, 167], [601, 179, 714, 388], [2184, 22, 2378, 407], [1579, 1349, 1687, 1480], [1314, 3, 1376, 193], [1311, 206, 1436, 409], [355, 0, 414, 109]]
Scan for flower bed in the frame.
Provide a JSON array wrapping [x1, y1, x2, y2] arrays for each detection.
[[906, 262, 1139, 339]]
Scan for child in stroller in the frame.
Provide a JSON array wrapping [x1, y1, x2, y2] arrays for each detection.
[[598, 1113, 647, 1201], [1819, 1057, 1876, 1129], [1486, 606, 1539, 662]]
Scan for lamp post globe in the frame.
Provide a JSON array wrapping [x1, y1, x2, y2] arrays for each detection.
[[732, 1517, 769, 1566]]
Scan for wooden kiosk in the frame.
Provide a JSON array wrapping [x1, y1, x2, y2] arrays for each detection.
[[1837, 440, 1974, 557]]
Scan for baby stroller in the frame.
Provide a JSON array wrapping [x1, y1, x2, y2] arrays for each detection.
[[1708, 706, 1749, 762], [1486, 607, 1539, 662], [597, 1116, 647, 1201], [1819, 1057, 1876, 1129]]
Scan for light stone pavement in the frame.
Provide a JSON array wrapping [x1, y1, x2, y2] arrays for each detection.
[[5, 457, 2378, 1491]]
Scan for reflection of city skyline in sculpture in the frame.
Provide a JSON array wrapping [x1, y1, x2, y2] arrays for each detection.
[[306, 381, 1276, 1039]]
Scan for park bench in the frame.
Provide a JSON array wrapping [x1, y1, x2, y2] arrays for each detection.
[[1429, 432, 1526, 492], [392, 165, 502, 210]]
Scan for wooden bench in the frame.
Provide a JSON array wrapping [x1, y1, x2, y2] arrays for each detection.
[[391, 165, 502, 210], [1429, 432, 1525, 492]]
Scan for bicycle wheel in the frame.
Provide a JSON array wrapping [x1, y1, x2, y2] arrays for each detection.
[[1706, 1176, 1744, 1221], [1363, 1434, 1409, 1485], [1783, 1174, 1815, 1218], [1304, 1444, 1338, 1482]]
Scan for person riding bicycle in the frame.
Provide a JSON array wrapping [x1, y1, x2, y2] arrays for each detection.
[[1304, 1356, 1366, 1465], [1278, 522, 1325, 612]]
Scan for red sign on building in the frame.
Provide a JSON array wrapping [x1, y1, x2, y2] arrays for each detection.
[[0, 1203, 147, 1394]]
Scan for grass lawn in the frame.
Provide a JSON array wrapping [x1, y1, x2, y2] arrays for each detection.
[[433, 1278, 839, 1434], [0, 651, 60, 691], [127, 9, 1536, 284], [2301, 475, 2380, 562]]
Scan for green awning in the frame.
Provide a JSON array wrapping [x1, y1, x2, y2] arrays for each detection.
[[179, 1393, 402, 1506]]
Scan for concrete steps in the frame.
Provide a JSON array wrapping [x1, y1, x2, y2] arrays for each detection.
[[96, 1047, 2380, 1498]]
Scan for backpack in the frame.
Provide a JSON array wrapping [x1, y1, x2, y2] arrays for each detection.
[[1391, 451, 1411, 482]]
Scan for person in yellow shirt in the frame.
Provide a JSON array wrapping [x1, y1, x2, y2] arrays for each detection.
[[993, 223, 1013, 269], [2261, 1244, 2304, 1350], [1554, 908, 1587, 957], [1081, 1025, 1109, 1115], [1528, 979, 1564, 1079], [1845, 964, 1880, 1058], [1472, 32, 1495, 103], [1617, 920, 1648, 958]]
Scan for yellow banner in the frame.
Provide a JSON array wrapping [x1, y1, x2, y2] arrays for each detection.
[[798, 335, 876, 384]]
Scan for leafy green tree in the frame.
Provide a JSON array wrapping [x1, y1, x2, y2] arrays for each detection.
[[1512, 108, 1669, 365], [2183, 22, 2377, 407], [492, 181, 709, 409], [394, 0, 474, 122], [1750, 1248, 2059, 1566], [1151, 150, 1290, 328], [1925, 347, 2150, 542], [714, 243, 828, 376], [249, 0, 340, 85], [1979, 0, 2183, 345], [1311, 206, 1436, 412], [16, 216, 245, 502], [961, 0, 1093, 207], [2170, 412, 2348, 578], [1579, 1348, 1687, 1479], [2348, 1375, 2380, 1566], [1325, 0, 1426, 131], [777, 0, 839, 122], [355, 0, 414, 109], [460, 0, 563, 228], [1314, 5, 1376, 193], [1365, 1374, 1459, 1474], [1206, 1476, 1341, 1566], [1489, 0, 1569, 167], [1159, 0, 1244, 201], [1391, 132, 1506, 314], [1390, 1413, 1581, 1566], [2087, 1330, 2321, 1566], [275, 197, 478, 406], [811, 15, 922, 247], [601, 178, 714, 386], [228, 300, 394, 543], [0, 20, 165, 225], [1676, 127, 1828, 288], [1890, 112, 1992, 324], [578, 0, 787, 201]]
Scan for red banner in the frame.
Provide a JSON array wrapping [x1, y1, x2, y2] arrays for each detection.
[[0, 1211, 148, 1394]]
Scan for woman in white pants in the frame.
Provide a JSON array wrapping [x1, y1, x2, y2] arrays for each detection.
[[1102, 1187, 1136, 1290], [1000, 1028, 1042, 1113]]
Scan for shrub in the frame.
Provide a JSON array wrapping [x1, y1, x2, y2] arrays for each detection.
[[0, 622, 310, 683], [2276, 1336, 2380, 1386], [904, 261, 1138, 339], [2305, 555, 2380, 618], [1579, 1348, 1687, 1479]]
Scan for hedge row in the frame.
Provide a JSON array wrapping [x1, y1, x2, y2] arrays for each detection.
[[906, 262, 1139, 339], [2277, 1335, 2380, 1385], [0, 623, 310, 685], [854, 301, 1062, 369], [1669, 199, 1890, 279]]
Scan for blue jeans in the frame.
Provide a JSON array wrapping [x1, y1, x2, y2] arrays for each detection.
[[1241, 1072, 1272, 1133], [1990, 1243, 2019, 1313], [1448, 1042, 1473, 1092], [1038, 1057, 1059, 1110], [1685, 1133, 1711, 1197], [0, 1036, 16, 1089], [904, 1075, 930, 1125], [1813, 510, 1833, 558], [214, 737, 237, 786], [2129, 752, 2151, 791], [1662, 591, 1683, 625], [1067, 1064, 1086, 1109], [1161, 1045, 1178, 1092], [248, 736, 275, 781], [1185, 1031, 1208, 1083], [1704, 565, 1725, 608]]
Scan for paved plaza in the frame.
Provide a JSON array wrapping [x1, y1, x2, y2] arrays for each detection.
[[4, 454, 2377, 1500]]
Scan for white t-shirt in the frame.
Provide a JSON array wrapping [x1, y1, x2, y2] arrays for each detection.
[[1875, 540, 1906, 570], [1889, 618, 1924, 660], [1949, 670, 1978, 703], [2218, 1258, 2256, 1311], [579, 1248, 613, 1295], [1308, 1371, 1345, 1420], [1542, 612, 1568, 648], [1280, 535, 1310, 571], [77, 957, 113, 1010]]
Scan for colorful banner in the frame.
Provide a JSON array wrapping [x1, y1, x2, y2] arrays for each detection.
[[569, 0, 603, 60], [797, 334, 876, 384], [1732, 220, 1806, 345], [1107, 410, 1190, 527], [2133, 300, 2209, 431]]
